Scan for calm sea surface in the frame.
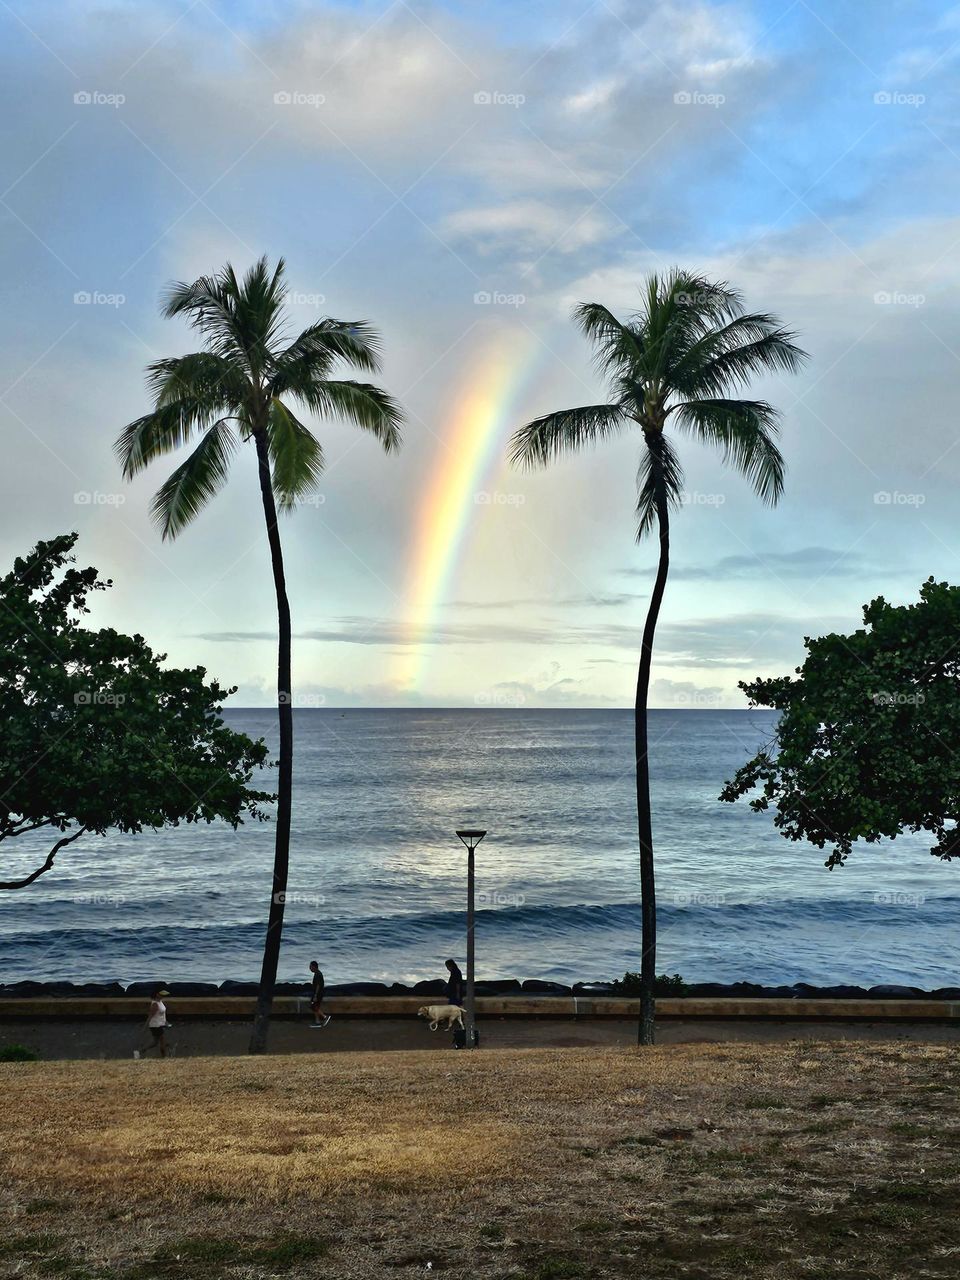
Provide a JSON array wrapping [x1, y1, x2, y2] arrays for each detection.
[[2, 709, 958, 988]]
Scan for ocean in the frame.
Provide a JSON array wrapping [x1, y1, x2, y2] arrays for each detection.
[[2, 709, 958, 989]]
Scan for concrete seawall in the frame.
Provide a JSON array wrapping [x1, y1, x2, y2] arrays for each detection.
[[3, 996, 960, 1021]]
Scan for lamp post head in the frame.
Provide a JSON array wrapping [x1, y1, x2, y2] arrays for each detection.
[[456, 829, 486, 850]]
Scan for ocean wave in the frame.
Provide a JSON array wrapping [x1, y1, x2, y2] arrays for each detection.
[[4, 894, 959, 956]]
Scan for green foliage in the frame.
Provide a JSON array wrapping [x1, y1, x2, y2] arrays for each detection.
[[0, 1043, 40, 1061], [613, 971, 688, 996], [509, 269, 807, 539], [0, 534, 273, 889], [116, 256, 403, 539], [721, 579, 960, 866]]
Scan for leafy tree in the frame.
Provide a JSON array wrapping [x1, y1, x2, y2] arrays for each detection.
[[116, 257, 403, 1052], [510, 270, 806, 1043], [0, 534, 272, 891], [721, 578, 960, 866]]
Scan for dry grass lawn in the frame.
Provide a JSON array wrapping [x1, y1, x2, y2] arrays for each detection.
[[1, 1040, 959, 1278]]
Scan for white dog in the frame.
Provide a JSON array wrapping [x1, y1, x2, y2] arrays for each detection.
[[417, 1004, 465, 1032]]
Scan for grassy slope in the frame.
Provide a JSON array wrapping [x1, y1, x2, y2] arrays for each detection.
[[1, 1041, 958, 1279]]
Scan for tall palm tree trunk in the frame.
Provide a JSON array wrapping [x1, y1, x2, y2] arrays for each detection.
[[249, 427, 294, 1055], [635, 451, 670, 1046]]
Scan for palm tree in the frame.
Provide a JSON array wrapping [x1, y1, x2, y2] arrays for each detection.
[[510, 269, 806, 1044], [116, 256, 402, 1053]]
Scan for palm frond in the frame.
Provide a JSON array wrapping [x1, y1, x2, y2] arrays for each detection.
[[161, 270, 245, 366], [161, 256, 289, 376], [145, 352, 244, 411], [267, 401, 324, 512], [647, 272, 746, 383], [121, 257, 401, 538], [115, 403, 209, 479], [149, 419, 237, 539], [673, 398, 785, 504], [573, 303, 646, 379], [677, 323, 808, 397], [291, 380, 403, 453], [635, 431, 685, 540], [116, 352, 245, 479], [509, 403, 628, 468], [269, 319, 384, 391], [237, 255, 289, 361], [658, 270, 744, 326]]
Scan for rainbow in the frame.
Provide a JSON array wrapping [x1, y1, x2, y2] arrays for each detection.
[[399, 327, 547, 690]]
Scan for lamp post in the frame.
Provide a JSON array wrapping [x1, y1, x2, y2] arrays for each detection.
[[456, 828, 486, 1049]]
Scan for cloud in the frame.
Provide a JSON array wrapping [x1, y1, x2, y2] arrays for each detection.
[[3, 0, 960, 713], [650, 677, 724, 707], [476, 661, 620, 707], [439, 201, 616, 254], [235, 675, 429, 709], [653, 611, 847, 669], [195, 607, 840, 673], [620, 546, 890, 583], [446, 592, 642, 610]]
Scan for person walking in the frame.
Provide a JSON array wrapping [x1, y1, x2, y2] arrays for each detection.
[[309, 960, 331, 1028], [445, 960, 466, 1049], [139, 988, 170, 1058], [445, 959, 464, 1007]]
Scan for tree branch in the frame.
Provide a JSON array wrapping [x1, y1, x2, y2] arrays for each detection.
[[1, 818, 57, 840], [0, 825, 87, 891]]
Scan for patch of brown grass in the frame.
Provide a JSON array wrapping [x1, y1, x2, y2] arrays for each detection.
[[2, 1041, 959, 1278]]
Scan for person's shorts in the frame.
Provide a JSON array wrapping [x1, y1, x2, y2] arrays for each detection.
[[149, 1026, 166, 1041]]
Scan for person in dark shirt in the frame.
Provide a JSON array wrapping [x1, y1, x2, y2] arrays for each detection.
[[445, 958, 464, 1007], [308, 960, 331, 1028]]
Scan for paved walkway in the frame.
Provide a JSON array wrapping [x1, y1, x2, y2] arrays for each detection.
[[4, 1015, 960, 1060]]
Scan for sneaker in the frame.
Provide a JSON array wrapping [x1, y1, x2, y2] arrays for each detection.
[[309, 1022, 322, 1029], [321, 1014, 332, 1027]]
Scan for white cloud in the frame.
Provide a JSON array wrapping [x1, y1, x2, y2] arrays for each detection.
[[650, 677, 725, 707], [563, 78, 620, 115], [440, 200, 616, 253]]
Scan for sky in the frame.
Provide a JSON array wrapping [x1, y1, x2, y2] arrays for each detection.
[[1, 0, 959, 708]]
